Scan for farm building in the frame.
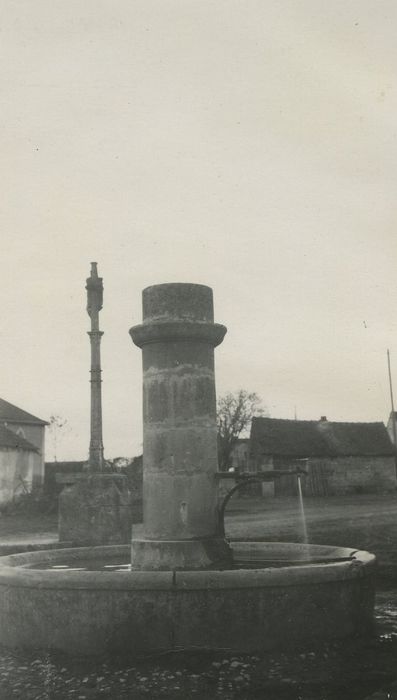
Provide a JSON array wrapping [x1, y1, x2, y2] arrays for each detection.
[[249, 416, 397, 496], [0, 398, 48, 494], [0, 424, 39, 505], [230, 438, 250, 471]]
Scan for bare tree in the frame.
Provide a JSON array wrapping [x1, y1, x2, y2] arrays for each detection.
[[217, 390, 267, 470], [48, 415, 70, 462]]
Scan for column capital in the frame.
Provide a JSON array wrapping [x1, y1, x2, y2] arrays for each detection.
[[130, 320, 226, 348]]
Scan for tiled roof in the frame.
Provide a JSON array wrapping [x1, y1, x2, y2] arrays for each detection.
[[0, 425, 38, 452], [250, 417, 395, 458], [0, 398, 48, 425]]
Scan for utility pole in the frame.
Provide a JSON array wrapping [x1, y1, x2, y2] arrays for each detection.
[[387, 349, 397, 477], [86, 262, 104, 471]]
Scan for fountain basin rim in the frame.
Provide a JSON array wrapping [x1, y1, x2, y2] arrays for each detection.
[[0, 542, 375, 590]]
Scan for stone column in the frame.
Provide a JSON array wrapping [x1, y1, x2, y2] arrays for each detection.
[[58, 263, 131, 546], [86, 262, 104, 471], [130, 283, 231, 570]]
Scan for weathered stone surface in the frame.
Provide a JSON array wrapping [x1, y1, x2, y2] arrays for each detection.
[[58, 474, 131, 546], [86, 262, 105, 472], [130, 283, 230, 570], [0, 543, 376, 655]]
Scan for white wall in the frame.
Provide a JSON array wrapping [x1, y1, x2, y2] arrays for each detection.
[[0, 448, 35, 505], [4, 423, 45, 487]]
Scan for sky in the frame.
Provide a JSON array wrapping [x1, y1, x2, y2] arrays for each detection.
[[1, 1, 397, 460]]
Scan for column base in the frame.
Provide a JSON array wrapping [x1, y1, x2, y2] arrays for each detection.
[[131, 537, 232, 571], [59, 473, 132, 546]]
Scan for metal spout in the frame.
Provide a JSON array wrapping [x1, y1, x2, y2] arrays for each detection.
[[216, 468, 308, 481]]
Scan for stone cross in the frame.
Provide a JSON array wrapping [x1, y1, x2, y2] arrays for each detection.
[[58, 262, 131, 546]]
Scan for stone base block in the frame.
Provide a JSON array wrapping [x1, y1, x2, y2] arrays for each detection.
[[59, 473, 132, 546], [131, 536, 232, 570]]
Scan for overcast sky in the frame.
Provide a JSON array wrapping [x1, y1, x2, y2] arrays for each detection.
[[1, 1, 397, 460]]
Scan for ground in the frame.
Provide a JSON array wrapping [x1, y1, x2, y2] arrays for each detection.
[[226, 494, 397, 573], [2, 494, 397, 558], [0, 494, 396, 699]]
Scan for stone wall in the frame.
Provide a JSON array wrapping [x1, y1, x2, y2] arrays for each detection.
[[270, 455, 396, 496], [45, 457, 143, 522], [44, 461, 87, 497], [320, 456, 396, 495]]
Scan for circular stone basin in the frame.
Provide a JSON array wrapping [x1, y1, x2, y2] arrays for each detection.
[[25, 543, 358, 571], [0, 542, 376, 655]]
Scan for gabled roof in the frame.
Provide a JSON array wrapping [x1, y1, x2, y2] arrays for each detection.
[[0, 425, 38, 452], [0, 398, 48, 426], [250, 417, 395, 458]]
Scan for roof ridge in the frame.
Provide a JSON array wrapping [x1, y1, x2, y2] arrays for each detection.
[[253, 416, 386, 426], [250, 416, 394, 457], [252, 416, 319, 424], [0, 398, 48, 425]]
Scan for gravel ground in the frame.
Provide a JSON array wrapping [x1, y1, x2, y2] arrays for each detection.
[[1, 496, 397, 699], [0, 589, 396, 700]]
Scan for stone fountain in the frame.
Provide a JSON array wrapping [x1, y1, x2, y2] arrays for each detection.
[[0, 282, 376, 655]]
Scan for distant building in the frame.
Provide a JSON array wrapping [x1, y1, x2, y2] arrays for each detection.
[[249, 416, 396, 496], [387, 411, 397, 445], [0, 398, 48, 492], [230, 438, 250, 472], [0, 424, 39, 505]]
